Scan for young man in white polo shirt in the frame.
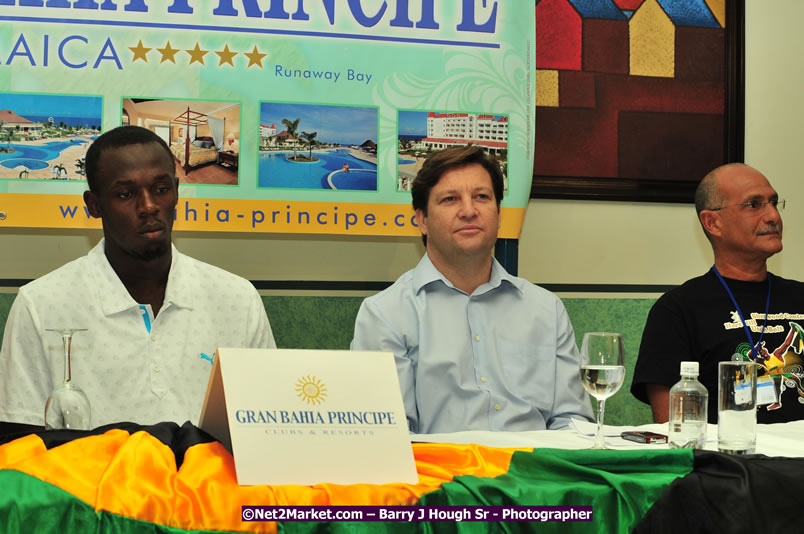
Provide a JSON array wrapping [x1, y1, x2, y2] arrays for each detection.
[[0, 126, 275, 438]]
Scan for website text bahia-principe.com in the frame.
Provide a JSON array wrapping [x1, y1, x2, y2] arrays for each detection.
[[57, 199, 420, 234]]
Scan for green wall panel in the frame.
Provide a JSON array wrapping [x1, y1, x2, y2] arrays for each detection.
[[263, 296, 363, 350], [564, 299, 657, 426], [0, 294, 13, 341], [0, 294, 658, 426]]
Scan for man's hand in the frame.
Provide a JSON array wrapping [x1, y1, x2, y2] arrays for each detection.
[[646, 384, 670, 423]]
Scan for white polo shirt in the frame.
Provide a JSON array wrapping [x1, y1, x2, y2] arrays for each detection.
[[0, 240, 275, 427]]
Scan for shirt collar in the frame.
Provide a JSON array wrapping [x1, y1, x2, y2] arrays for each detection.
[[89, 239, 193, 316], [412, 252, 524, 296], [163, 246, 193, 310]]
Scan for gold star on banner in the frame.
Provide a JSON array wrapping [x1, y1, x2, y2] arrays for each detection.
[[129, 40, 151, 63], [244, 45, 267, 68], [215, 44, 238, 66], [157, 41, 180, 64], [185, 43, 208, 65]]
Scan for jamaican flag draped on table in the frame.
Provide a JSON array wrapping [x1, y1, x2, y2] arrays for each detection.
[[0, 422, 690, 533]]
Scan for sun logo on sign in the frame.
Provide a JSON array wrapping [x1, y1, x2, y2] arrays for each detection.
[[296, 375, 328, 405]]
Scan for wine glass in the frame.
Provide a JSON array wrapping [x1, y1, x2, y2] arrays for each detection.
[[579, 332, 625, 449], [44, 328, 91, 430]]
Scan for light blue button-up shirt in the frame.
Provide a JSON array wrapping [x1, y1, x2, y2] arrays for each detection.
[[351, 254, 594, 433]]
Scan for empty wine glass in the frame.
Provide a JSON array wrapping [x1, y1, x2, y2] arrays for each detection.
[[579, 332, 625, 449], [44, 328, 91, 430]]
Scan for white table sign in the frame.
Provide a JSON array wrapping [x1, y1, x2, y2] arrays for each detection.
[[199, 348, 418, 486]]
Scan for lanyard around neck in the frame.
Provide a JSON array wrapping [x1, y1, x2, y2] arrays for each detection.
[[712, 266, 771, 359]]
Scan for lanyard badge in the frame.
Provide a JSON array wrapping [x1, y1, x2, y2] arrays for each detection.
[[712, 266, 771, 360], [713, 267, 778, 405]]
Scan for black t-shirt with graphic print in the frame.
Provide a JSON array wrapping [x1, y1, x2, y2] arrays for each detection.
[[632, 269, 804, 424]]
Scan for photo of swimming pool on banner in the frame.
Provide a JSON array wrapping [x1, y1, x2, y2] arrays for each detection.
[[258, 102, 379, 191], [0, 92, 102, 181]]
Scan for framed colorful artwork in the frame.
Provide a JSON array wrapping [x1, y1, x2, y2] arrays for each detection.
[[531, 0, 744, 202]]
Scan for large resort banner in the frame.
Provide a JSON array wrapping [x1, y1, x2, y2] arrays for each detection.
[[0, 2, 534, 237]]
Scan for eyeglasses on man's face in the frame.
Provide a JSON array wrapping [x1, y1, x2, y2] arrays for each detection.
[[709, 199, 786, 212]]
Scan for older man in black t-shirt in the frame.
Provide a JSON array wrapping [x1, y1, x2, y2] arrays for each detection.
[[632, 163, 804, 424]]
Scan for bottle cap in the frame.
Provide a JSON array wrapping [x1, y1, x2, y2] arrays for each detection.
[[680, 361, 699, 376]]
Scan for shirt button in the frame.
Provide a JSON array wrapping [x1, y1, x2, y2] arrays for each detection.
[[481, 376, 487, 383], [494, 403, 501, 411], [153, 365, 161, 373], [475, 335, 480, 342]]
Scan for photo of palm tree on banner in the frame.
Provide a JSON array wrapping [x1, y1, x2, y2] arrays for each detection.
[[258, 102, 378, 191]]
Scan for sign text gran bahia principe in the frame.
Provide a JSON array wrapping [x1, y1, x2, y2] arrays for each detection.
[[235, 409, 396, 428], [234, 375, 397, 436], [1, 1, 501, 70], [1, 1, 500, 32]]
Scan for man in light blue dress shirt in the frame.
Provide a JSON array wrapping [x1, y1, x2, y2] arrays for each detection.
[[351, 146, 593, 433]]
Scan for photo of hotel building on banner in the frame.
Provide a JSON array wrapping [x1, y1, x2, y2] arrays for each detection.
[[397, 110, 508, 192]]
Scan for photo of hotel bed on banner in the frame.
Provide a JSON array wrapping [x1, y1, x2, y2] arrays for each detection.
[[0, 93, 102, 181], [122, 98, 242, 186], [397, 110, 508, 192]]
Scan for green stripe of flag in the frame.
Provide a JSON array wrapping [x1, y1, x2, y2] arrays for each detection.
[[0, 470, 239, 534], [417, 448, 693, 533]]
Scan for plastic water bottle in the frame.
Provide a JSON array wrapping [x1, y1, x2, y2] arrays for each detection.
[[668, 361, 708, 449]]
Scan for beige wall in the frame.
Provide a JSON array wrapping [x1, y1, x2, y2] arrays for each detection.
[[1, 1, 800, 290], [0, 228, 423, 291]]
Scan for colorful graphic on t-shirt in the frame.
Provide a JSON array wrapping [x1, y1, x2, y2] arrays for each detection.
[[733, 321, 804, 411]]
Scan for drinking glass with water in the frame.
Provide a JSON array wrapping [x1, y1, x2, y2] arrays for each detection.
[[579, 332, 625, 449], [718, 361, 757, 454]]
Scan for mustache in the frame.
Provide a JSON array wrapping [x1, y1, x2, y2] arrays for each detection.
[[758, 223, 781, 235]]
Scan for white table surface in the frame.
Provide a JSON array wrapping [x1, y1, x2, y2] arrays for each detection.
[[410, 418, 804, 457]]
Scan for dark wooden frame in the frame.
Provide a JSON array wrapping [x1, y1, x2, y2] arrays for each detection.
[[530, 0, 745, 203]]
